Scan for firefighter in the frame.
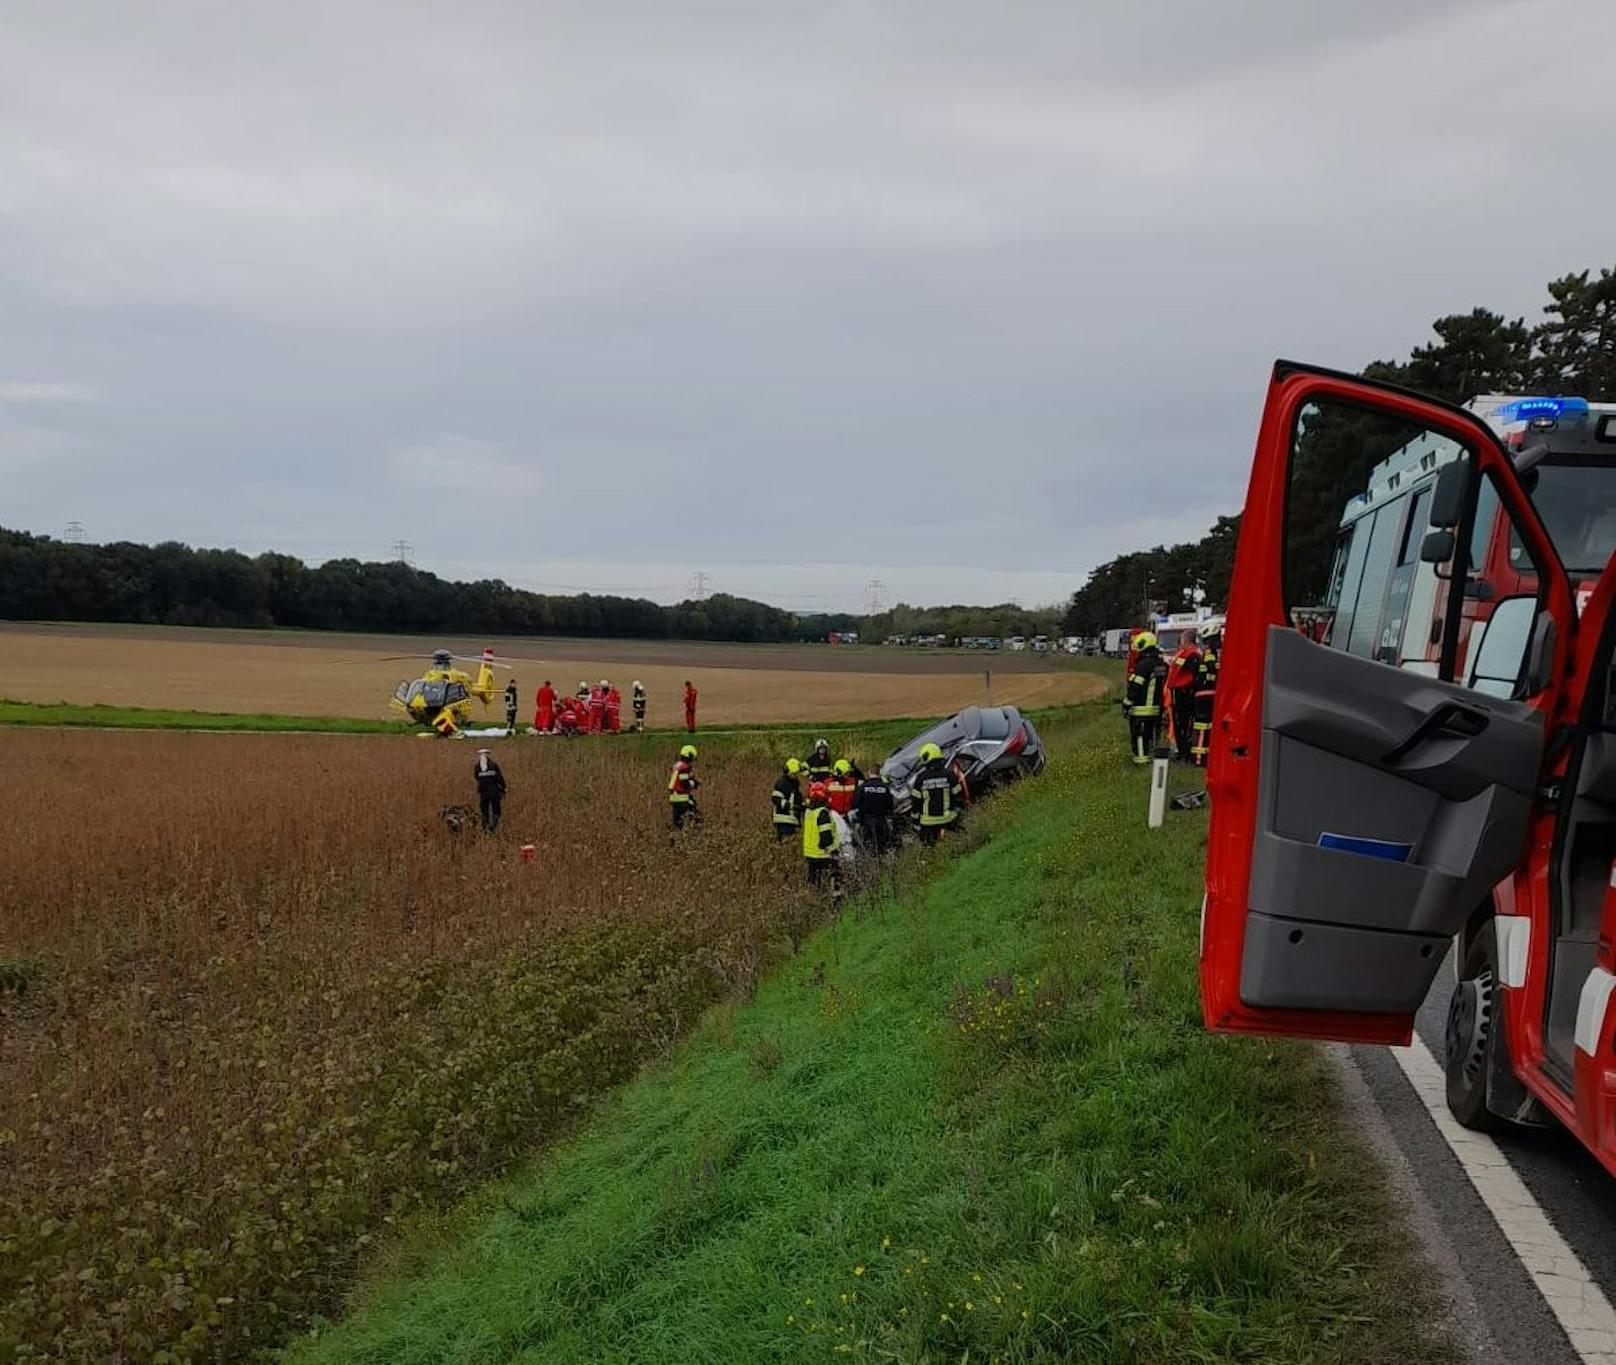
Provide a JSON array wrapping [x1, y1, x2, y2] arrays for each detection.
[[1124, 630, 1169, 765], [910, 742, 962, 844], [772, 758, 807, 839], [1192, 627, 1220, 767], [605, 681, 622, 734], [802, 781, 843, 903], [852, 766, 897, 852], [683, 680, 698, 734], [577, 680, 590, 702], [504, 678, 519, 733], [805, 738, 834, 784], [632, 681, 647, 733], [827, 758, 858, 815], [534, 679, 556, 733], [473, 747, 507, 832], [1166, 628, 1202, 763], [668, 744, 700, 828]]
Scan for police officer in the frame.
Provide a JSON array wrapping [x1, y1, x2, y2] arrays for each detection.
[[473, 747, 507, 831], [1124, 631, 1169, 765], [802, 781, 843, 904], [772, 758, 807, 840], [909, 742, 963, 844], [668, 744, 700, 828], [852, 766, 897, 852], [1192, 627, 1221, 767], [805, 738, 834, 784]]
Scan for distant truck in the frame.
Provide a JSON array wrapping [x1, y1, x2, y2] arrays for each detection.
[[1101, 627, 1132, 657]]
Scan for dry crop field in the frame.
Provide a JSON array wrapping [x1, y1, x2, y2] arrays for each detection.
[[0, 624, 1104, 725], [0, 727, 874, 1360]]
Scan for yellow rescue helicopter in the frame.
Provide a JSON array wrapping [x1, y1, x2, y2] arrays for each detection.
[[389, 647, 507, 736]]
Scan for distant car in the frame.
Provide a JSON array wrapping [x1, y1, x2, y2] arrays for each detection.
[[880, 705, 1047, 813]]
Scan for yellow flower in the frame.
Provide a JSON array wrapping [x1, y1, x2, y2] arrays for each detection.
[[853, 1265, 865, 1277], [965, 1301, 975, 1311], [1022, 1309, 1031, 1320], [786, 1314, 795, 1325], [881, 1235, 892, 1249]]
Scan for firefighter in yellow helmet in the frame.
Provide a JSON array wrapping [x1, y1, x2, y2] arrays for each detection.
[[772, 758, 807, 839], [1123, 631, 1169, 765], [668, 744, 700, 828], [909, 741, 963, 843]]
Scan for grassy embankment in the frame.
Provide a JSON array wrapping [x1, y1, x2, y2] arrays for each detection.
[[290, 707, 1454, 1365]]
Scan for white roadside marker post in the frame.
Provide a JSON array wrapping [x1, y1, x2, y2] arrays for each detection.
[[1148, 747, 1169, 829]]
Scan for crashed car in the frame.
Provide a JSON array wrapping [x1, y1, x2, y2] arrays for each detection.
[[880, 705, 1046, 811]]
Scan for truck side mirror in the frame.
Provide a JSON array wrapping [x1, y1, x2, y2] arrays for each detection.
[[1419, 529, 1456, 564], [1427, 457, 1470, 529]]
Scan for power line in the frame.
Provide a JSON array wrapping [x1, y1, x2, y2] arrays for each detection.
[[62, 521, 86, 544], [688, 571, 710, 600], [865, 578, 887, 614], [391, 539, 413, 565]]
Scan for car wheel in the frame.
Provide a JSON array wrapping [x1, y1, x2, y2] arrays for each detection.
[[1444, 923, 1509, 1133]]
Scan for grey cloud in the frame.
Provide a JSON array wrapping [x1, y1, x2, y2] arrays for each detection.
[[1, 0, 1610, 610]]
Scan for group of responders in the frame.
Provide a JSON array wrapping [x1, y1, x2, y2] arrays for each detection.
[[505, 678, 700, 737]]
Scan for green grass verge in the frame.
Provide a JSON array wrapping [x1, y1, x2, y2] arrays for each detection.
[[287, 707, 1454, 1365]]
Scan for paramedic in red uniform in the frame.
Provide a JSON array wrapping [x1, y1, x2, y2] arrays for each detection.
[[534, 679, 556, 733], [606, 682, 622, 733], [1167, 629, 1202, 763], [588, 683, 605, 734], [683, 680, 698, 733]]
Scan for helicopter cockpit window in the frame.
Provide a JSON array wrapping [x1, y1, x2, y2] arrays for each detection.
[[418, 681, 451, 708]]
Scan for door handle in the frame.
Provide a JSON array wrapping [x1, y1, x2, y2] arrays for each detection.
[[1382, 702, 1490, 764]]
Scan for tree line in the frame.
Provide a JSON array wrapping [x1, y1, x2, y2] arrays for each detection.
[[1062, 264, 1616, 635], [0, 531, 803, 642]]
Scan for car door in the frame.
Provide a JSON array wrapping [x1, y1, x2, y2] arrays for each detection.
[[1201, 361, 1578, 1046]]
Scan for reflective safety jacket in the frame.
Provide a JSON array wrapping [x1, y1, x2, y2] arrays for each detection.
[[1195, 646, 1219, 692], [632, 687, 647, 717], [668, 759, 698, 804], [803, 805, 840, 859], [772, 773, 805, 827], [1167, 644, 1202, 693], [910, 759, 962, 827], [1126, 647, 1168, 717], [826, 774, 857, 815], [805, 752, 834, 783]]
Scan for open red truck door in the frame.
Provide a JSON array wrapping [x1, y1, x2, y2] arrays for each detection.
[[1201, 362, 1579, 1046]]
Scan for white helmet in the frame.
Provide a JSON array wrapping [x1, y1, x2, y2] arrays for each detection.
[[633, 680, 644, 690], [600, 678, 610, 688]]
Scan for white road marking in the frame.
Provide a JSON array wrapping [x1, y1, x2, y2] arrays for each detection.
[[1392, 1035, 1616, 1363]]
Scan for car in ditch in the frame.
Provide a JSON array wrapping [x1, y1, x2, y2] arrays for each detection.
[[880, 705, 1046, 810]]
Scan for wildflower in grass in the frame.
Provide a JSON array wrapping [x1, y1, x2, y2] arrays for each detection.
[[881, 1234, 891, 1249], [965, 1300, 975, 1311], [853, 1264, 865, 1276]]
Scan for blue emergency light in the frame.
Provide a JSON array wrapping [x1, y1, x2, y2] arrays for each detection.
[[1493, 396, 1590, 422]]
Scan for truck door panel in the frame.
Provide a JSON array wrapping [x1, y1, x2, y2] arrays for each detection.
[[1242, 624, 1542, 1012], [1201, 361, 1575, 1045]]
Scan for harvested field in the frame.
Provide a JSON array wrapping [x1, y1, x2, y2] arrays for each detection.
[[0, 625, 1106, 724], [0, 725, 906, 1359]]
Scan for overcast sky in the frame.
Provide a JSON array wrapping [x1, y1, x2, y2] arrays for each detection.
[[3, 1, 1614, 613]]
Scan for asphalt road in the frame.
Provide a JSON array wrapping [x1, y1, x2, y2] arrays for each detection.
[[1337, 949, 1616, 1362]]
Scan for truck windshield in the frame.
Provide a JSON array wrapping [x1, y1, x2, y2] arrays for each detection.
[[1511, 459, 1616, 575]]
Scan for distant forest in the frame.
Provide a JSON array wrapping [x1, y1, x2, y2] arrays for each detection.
[[1062, 264, 1616, 635], [0, 529, 1064, 644]]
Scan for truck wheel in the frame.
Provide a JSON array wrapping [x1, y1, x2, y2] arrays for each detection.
[[1444, 925, 1508, 1133]]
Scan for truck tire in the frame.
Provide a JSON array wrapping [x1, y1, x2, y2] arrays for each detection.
[[1444, 924, 1509, 1133]]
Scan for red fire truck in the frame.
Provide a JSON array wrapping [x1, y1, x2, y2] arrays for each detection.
[[1203, 361, 1616, 1166]]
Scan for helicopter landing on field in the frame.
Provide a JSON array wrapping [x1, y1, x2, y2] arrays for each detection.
[[389, 647, 507, 736]]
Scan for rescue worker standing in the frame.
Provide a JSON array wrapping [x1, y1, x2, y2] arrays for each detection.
[[1192, 627, 1221, 767], [852, 767, 897, 852], [802, 781, 843, 904], [535, 679, 556, 733], [827, 759, 858, 815], [632, 681, 647, 733], [606, 681, 622, 734], [805, 738, 834, 785], [910, 742, 962, 844], [473, 747, 507, 832], [1166, 629, 1202, 763], [1124, 631, 1169, 765], [772, 758, 807, 840], [668, 744, 700, 828], [683, 680, 698, 733], [504, 678, 519, 734]]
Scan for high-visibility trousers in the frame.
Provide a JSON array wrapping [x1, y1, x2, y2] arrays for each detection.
[[1192, 690, 1215, 767]]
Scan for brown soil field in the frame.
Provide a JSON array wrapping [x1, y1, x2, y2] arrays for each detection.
[[0, 625, 1107, 723]]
